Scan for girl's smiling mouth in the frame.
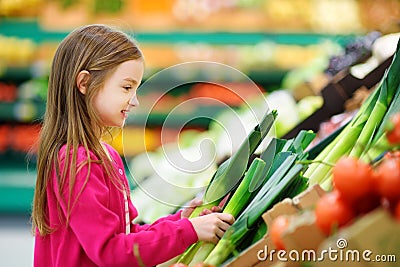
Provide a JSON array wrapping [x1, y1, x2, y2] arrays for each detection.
[[121, 110, 129, 118]]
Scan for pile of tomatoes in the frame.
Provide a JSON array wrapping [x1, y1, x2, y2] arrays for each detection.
[[315, 152, 400, 235], [315, 113, 400, 236]]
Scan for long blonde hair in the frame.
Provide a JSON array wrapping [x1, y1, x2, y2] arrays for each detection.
[[32, 24, 143, 235]]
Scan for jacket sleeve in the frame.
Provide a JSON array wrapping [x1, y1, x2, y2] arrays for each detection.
[[56, 154, 198, 267], [129, 201, 184, 232]]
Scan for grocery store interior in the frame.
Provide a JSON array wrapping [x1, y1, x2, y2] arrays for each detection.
[[1, 0, 400, 266]]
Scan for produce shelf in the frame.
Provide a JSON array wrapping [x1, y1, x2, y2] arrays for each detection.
[[0, 101, 45, 123], [0, 67, 35, 83], [126, 105, 229, 128], [0, 169, 35, 214], [0, 19, 355, 45], [0, 152, 36, 215], [0, 67, 286, 90]]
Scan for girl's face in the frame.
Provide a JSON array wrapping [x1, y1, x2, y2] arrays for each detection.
[[93, 59, 144, 127]]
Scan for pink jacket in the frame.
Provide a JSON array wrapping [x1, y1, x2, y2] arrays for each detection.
[[34, 143, 198, 267]]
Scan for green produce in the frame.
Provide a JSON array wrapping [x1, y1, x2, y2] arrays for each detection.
[[177, 111, 276, 265], [305, 38, 400, 188], [186, 158, 267, 265], [195, 110, 276, 210], [202, 130, 314, 266], [361, 84, 400, 161]]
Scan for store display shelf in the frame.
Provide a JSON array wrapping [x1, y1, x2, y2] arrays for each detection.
[[0, 19, 355, 45], [127, 105, 228, 128], [135, 31, 354, 46], [248, 69, 287, 87], [0, 101, 45, 123], [0, 67, 286, 89], [0, 153, 35, 214], [0, 67, 35, 83], [139, 69, 287, 88], [0, 169, 35, 214]]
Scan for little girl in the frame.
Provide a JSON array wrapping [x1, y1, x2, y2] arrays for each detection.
[[31, 24, 234, 267]]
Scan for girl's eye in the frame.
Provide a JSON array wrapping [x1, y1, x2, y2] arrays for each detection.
[[123, 86, 132, 91]]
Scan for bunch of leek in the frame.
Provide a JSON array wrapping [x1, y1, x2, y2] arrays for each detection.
[[360, 83, 400, 161], [184, 133, 294, 265], [185, 158, 267, 265], [185, 110, 277, 217], [305, 38, 400, 188], [202, 130, 315, 266]]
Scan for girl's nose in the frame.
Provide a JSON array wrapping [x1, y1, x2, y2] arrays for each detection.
[[128, 94, 139, 107]]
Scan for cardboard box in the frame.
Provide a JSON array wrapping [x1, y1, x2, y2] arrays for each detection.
[[262, 198, 298, 228], [314, 209, 400, 267], [224, 236, 276, 267], [292, 184, 326, 210], [282, 210, 326, 252]]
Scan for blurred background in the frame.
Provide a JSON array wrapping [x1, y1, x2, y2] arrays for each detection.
[[0, 0, 399, 266]]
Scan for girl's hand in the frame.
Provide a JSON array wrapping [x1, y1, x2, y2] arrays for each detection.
[[198, 192, 228, 216], [181, 198, 223, 218], [199, 205, 222, 216], [181, 198, 203, 219], [189, 213, 235, 244]]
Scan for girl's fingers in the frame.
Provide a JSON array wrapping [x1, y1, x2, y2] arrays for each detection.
[[218, 221, 232, 232], [215, 227, 225, 239], [211, 206, 222, 212], [211, 235, 220, 244], [190, 199, 203, 207], [182, 198, 203, 218], [199, 206, 222, 216], [217, 213, 235, 224], [201, 209, 212, 216]]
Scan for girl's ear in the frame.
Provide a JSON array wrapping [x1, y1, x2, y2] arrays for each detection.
[[76, 70, 90, 95]]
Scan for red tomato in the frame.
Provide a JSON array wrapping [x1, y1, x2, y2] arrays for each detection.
[[315, 191, 354, 236], [386, 113, 400, 145], [374, 158, 400, 202], [332, 157, 374, 203], [269, 215, 289, 250]]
